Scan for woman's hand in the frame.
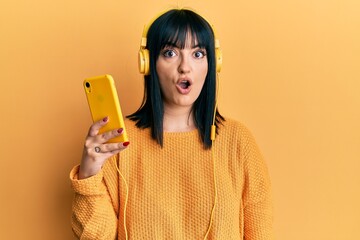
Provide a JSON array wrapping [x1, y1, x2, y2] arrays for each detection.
[[78, 116, 130, 179]]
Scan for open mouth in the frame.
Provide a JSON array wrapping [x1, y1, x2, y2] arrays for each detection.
[[178, 80, 191, 89]]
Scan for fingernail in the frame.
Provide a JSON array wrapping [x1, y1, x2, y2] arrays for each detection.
[[123, 141, 130, 147], [117, 128, 123, 134], [103, 116, 108, 122]]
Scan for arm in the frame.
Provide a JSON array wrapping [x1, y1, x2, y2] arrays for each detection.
[[70, 165, 118, 239], [241, 128, 274, 239], [70, 117, 128, 239]]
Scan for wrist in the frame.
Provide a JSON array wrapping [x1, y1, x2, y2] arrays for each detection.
[[78, 164, 101, 179]]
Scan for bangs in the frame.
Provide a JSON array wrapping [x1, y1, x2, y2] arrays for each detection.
[[160, 25, 208, 50], [148, 10, 214, 53]]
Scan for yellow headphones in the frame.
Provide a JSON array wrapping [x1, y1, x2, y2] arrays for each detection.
[[138, 9, 223, 75]]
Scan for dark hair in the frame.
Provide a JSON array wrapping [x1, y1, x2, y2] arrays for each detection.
[[128, 9, 224, 149]]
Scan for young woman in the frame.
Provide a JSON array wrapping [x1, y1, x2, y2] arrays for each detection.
[[70, 8, 274, 239]]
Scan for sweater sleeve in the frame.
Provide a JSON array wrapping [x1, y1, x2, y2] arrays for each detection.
[[70, 164, 118, 239], [241, 126, 274, 240]]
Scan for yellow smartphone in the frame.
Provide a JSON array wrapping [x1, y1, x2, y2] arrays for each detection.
[[83, 74, 128, 143]]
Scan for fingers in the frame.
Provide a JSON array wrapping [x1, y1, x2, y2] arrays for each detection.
[[85, 127, 125, 151], [88, 117, 125, 144], [88, 116, 109, 137], [84, 117, 129, 156], [96, 142, 130, 154], [84, 115, 130, 157], [95, 128, 124, 144]]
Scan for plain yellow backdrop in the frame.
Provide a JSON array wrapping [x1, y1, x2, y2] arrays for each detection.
[[0, 0, 359, 239]]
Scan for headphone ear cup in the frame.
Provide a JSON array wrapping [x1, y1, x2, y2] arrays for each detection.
[[138, 49, 150, 75], [215, 48, 222, 73]]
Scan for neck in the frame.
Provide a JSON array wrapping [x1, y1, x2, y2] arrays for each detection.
[[163, 104, 196, 132]]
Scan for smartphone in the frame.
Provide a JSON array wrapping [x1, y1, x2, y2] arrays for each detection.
[[83, 74, 128, 143]]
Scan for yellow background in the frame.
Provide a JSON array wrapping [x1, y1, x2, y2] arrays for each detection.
[[1, 0, 359, 239]]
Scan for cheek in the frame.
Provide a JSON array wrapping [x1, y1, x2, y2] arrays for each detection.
[[156, 63, 171, 93], [198, 64, 208, 83], [200, 58, 208, 75], [156, 60, 172, 79], [194, 68, 208, 93], [156, 62, 165, 83], [203, 65, 208, 77]]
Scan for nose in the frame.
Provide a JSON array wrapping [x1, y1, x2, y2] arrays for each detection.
[[178, 55, 191, 74]]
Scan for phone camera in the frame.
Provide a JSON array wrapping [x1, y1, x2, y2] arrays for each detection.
[[85, 82, 90, 88]]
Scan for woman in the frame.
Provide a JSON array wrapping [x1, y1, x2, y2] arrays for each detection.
[[70, 8, 274, 239]]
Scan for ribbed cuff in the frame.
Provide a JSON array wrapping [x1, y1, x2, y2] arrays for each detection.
[[69, 165, 105, 196]]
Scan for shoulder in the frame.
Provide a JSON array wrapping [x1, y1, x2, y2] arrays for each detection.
[[123, 118, 155, 149], [218, 117, 255, 141], [124, 118, 150, 136], [219, 118, 269, 175], [217, 117, 262, 157], [124, 118, 137, 131]]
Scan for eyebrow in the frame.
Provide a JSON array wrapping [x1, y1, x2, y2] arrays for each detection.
[[163, 42, 205, 49]]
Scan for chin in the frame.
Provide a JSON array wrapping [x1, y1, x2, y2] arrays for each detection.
[[174, 99, 195, 108]]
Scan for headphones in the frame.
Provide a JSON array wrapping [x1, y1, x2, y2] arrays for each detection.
[[138, 9, 222, 75]]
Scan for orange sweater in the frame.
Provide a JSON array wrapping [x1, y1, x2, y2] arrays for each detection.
[[70, 118, 274, 239]]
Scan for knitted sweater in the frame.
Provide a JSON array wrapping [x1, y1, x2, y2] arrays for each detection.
[[70, 118, 274, 239]]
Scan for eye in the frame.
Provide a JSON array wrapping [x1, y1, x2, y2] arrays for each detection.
[[162, 49, 177, 58], [193, 50, 206, 59]]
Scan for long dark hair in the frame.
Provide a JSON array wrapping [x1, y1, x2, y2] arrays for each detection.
[[128, 9, 224, 149]]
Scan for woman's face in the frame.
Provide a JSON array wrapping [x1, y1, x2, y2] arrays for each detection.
[[156, 34, 208, 109]]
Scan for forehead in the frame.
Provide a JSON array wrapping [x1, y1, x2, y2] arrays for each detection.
[[164, 31, 201, 48]]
